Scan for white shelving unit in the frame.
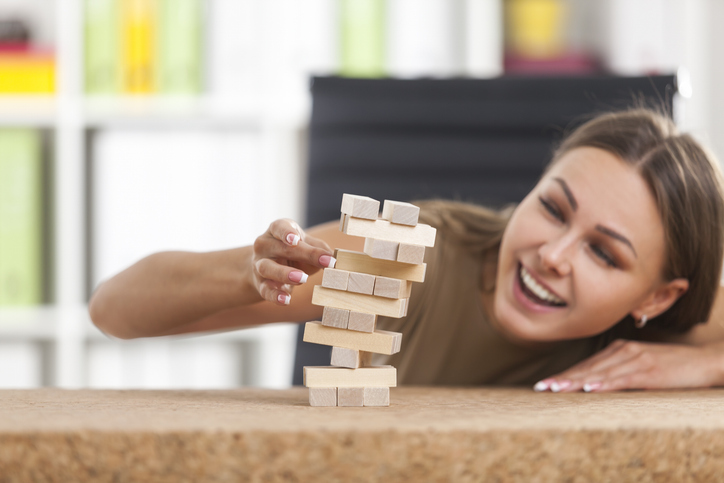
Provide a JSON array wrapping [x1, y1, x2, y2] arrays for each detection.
[[0, 0, 307, 389]]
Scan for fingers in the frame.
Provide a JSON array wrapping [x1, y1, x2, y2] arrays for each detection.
[[268, 219, 304, 247], [255, 259, 309, 286], [534, 340, 649, 393], [258, 279, 294, 306], [258, 222, 334, 270]]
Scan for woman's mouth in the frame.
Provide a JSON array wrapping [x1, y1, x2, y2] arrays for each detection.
[[517, 263, 567, 308]]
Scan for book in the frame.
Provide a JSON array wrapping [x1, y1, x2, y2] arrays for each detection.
[[0, 129, 43, 306], [0, 52, 54, 94], [386, 0, 463, 78], [156, 0, 202, 94], [339, 0, 385, 77], [464, 0, 504, 78], [205, 0, 259, 113], [121, 0, 156, 93], [84, 0, 121, 94]]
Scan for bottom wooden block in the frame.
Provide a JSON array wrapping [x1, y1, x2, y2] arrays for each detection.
[[364, 387, 390, 407], [304, 366, 397, 388], [338, 387, 365, 407], [309, 387, 337, 407], [331, 347, 372, 369]]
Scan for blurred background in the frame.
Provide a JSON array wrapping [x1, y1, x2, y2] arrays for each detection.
[[0, 0, 719, 390]]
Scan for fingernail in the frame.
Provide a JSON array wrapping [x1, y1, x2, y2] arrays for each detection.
[[319, 255, 336, 268], [288, 271, 308, 283], [286, 233, 300, 246], [583, 382, 602, 393], [533, 380, 549, 392], [278, 293, 291, 305], [550, 380, 571, 393]]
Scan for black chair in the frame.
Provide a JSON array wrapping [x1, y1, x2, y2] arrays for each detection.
[[292, 74, 678, 385]]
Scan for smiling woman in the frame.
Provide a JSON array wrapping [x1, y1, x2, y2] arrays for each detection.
[[89, 108, 724, 393]]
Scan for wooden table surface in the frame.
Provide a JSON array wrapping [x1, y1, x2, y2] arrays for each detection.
[[1, 387, 723, 482]]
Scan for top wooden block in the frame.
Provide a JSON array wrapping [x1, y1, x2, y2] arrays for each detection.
[[381, 200, 420, 226], [341, 215, 436, 247], [341, 194, 380, 221]]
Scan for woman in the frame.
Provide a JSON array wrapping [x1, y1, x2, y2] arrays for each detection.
[[89, 108, 724, 393]]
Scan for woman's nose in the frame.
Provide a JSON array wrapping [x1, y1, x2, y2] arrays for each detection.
[[538, 235, 574, 276]]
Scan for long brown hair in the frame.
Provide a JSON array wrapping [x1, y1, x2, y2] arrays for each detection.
[[418, 108, 724, 334], [552, 108, 724, 332]]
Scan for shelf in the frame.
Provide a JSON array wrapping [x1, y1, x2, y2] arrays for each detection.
[[83, 96, 260, 129], [0, 305, 295, 345], [0, 96, 56, 127]]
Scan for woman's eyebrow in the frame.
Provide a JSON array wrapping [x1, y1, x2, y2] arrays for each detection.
[[554, 177, 578, 211], [595, 225, 638, 258]]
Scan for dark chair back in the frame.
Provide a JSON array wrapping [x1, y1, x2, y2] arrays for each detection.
[[292, 74, 678, 385]]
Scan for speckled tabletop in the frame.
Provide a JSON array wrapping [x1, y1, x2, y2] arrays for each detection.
[[1, 387, 723, 482]]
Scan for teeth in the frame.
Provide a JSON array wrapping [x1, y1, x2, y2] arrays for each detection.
[[520, 266, 565, 305]]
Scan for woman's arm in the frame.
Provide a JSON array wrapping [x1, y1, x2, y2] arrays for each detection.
[[532, 285, 724, 392], [89, 220, 363, 339]]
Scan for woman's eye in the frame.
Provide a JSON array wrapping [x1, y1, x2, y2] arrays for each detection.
[[539, 197, 563, 221], [590, 244, 617, 268]]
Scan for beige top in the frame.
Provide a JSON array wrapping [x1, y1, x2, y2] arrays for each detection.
[[375, 210, 606, 386]]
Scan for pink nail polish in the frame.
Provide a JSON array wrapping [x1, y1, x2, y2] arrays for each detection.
[[278, 293, 291, 305], [288, 271, 308, 283], [319, 255, 336, 268], [286, 233, 300, 246], [583, 382, 602, 392], [533, 380, 549, 392], [550, 380, 571, 392]]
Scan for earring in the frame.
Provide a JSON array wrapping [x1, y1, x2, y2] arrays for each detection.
[[635, 314, 648, 329]]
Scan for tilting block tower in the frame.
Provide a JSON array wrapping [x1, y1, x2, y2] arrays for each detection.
[[303, 194, 436, 406]]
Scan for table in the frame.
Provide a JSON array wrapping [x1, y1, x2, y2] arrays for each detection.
[[1, 387, 723, 482]]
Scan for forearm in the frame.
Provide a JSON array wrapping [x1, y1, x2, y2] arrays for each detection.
[[89, 247, 257, 339]]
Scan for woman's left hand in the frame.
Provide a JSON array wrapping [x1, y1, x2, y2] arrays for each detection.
[[534, 339, 724, 392]]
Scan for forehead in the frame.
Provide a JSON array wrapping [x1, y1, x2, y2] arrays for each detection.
[[544, 147, 665, 256]]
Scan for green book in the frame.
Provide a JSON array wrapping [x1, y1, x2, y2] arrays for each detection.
[[340, 0, 386, 78], [84, 0, 122, 94], [0, 129, 42, 306], [157, 0, 203, 94]]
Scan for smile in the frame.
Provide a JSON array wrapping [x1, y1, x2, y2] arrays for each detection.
[[518, 264, 567, 307]]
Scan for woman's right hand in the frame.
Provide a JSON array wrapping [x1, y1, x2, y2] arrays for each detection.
[[251, 219, 336, 305]]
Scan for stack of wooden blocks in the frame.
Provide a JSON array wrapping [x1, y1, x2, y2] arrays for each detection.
[[303, 194, 437, 407]]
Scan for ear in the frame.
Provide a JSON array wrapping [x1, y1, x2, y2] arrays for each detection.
[[632, 278, 690, 321]]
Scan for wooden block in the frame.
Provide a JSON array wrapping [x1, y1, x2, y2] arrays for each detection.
[[381, 200, 420, 226], [402, 297, 409, 317], [335, 249, 427, 283], [338, 387, 365, 407], [303, 322, 402, 355], [397, 243, 425, 265], [309, 387, 337, 407], [342, 216, 436, 247], [347, 272, 375, 295], [330, 347, 372, 369], [348, 311, 377, 333], [312, 286, 406, 318], [339, 213, 347, 232], [363, 238, 399, 261], [364, 387, 390, 407], [303, 365, 397, 387], [321, 306, 350, 329], [341, 194, 379, 220], [373, 276, 412, 299], [321, 268, 350, 291]]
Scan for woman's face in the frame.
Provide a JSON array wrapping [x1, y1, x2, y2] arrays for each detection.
[[493, 146, 670, 342]]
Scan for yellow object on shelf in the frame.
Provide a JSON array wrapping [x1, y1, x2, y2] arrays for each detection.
[[506, 0, 568, 59], [122, 0, 156, 94], [0, 53, 55, 94]]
